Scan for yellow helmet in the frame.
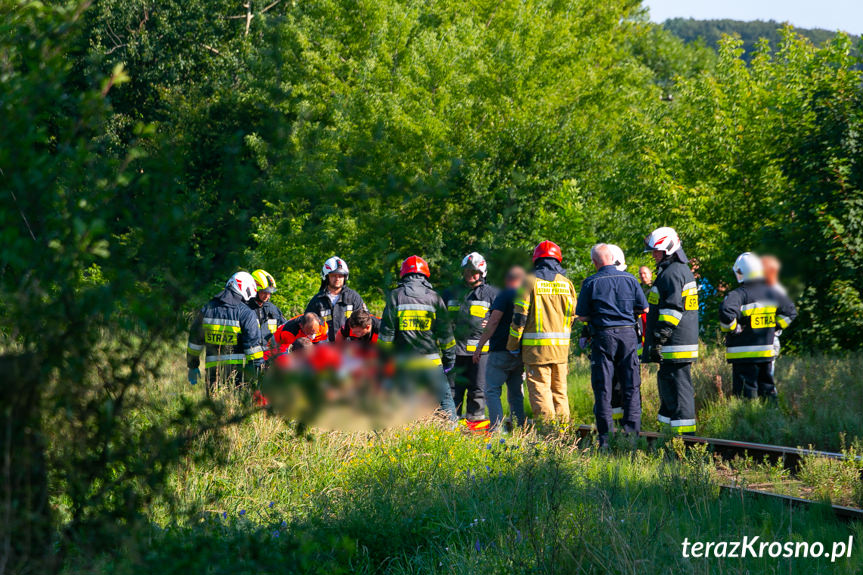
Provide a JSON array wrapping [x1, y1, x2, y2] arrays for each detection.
[[251, 269, 277, 294]]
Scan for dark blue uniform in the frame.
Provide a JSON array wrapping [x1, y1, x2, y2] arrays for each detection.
[[576, 265, 648, 445]]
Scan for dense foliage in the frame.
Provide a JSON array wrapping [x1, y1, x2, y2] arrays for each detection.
[[1, 0, 862, 570], [663, 17, 859, 63]]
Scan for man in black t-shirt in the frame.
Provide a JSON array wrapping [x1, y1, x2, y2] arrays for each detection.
[[472, 266, 526, 430]]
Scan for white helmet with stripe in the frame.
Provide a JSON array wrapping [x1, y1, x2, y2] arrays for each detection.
[[607, 244, 627, 272], [461, 252, 488, 278], [733, 252, 764, 283], [226, 271, 257, 301], [644, 227, 681, 255], [322, 256, 349, 280]]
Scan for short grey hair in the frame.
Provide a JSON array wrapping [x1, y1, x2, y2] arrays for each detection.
[[590, 243, 608, 264]]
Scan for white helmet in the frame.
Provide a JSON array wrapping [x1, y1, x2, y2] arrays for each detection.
[[733, 252, 764, 283], [226, 271, 257, 301], [644, 227, 681, 255], [461, 252, 488, 278], [607, 244, 627, 272], [322, 256, 349, 280]]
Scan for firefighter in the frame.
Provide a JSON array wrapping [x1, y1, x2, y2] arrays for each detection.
[[507, 241, 576, 423], [305, 257, 367, 342], [335, 308, 381, 345], [720, 253, 797, 399], [576, 244, 649, 447], [442, 252, 499, 427], [642, 227, 699, 435], [186, 271, 265, 395], [248, 269, 286, 347], [379, 255, 457, 419]]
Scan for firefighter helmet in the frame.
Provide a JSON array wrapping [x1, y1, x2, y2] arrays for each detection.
[[532, 240, 562, 263], [226, 271, 257, 301], [251, 269, 277, 294], [608, 244, 627, 272], [321, 257, 349, 280], [733, 252, 764, 283], [644, 227, 681, 255], [461, 252, 488, 278], [400, 255, 431, 278]]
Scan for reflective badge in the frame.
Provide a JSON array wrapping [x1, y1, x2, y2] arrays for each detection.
[[684, 294, 698, 311], [751, 312, 776, 329], [648, 288, 659, 305]]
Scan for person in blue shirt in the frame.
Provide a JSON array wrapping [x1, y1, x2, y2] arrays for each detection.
[[575, 244, 649, 447], [472, 265, 527, 431]]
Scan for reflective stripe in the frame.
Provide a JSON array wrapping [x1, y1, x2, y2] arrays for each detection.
[[440, 337, 456, 350], [681, 281, 697, 296], [720, 318, 738, 332], [398, 304, 437, 312], [777, 315, 792, 329], [379, 334, 395, 343], [266, 319, 279, 333], [187, 342, 204, 352], [523, 332, 570, 339], [320, 309, 332, 318], [202, 317, 241, 327], [612, 407, 623, 420], [726, 344, 774, 359], [657, 308, 682, 326], [404, 354, 442, 368], [522, 338, 570, 346], [469, 300, 490, 318], [509, 327, 521, 338], [465, 339, 490, 353], [204, 354, 246, 368], [661, 344, 698, 359], [657, 415, 697, 433], [741, 301, 777, 316]]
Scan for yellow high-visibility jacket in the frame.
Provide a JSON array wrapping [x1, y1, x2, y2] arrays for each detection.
[[506, 269, 576, 364]]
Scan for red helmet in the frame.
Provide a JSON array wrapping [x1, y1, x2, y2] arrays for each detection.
[[532, 240, 562, 263], [400, 255, 431, 278]]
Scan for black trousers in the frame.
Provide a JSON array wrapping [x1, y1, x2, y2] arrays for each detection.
[[590, 327, 641, 445], [449, 354, 487, 420], [732, 362, 776, 399], [657, 361, 696, 434]]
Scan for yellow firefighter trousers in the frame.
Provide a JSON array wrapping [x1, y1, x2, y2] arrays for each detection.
[[525, 362, 570, 422]]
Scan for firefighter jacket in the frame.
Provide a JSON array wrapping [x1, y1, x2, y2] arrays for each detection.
[[247, 297, 287, 346], [719, 280, 796, 363], [379, 274, 456, 369], [187, 289, 264, 370], [305, 286, 367, 342], [442, 280, 500, 356], [643, 253, 699, 363], [506, 259, 576, 365]]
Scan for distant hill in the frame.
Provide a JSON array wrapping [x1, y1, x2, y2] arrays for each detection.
[[663, 18, 859, 61]]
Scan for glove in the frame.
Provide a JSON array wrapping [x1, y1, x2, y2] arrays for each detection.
[[648, 345, 663, 364], [188, 368, 200, 386]]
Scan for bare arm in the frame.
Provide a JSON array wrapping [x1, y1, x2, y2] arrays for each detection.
[[473, 309, 503, 363]]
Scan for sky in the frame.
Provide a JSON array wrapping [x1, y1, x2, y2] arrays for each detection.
[[643, 0, 863, 36]]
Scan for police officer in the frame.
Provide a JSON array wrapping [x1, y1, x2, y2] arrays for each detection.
[[642, 227, 700, 435], [248, 269, 287, 347], [575, 244, 649, 447], [720, 253, 797, 400], [379, 255, 457, 419], [442, 252, 499, 427], [305, 257, 367, 342], [187, 271, 265, 395]]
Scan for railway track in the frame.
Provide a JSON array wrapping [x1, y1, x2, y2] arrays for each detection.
[[573, 424, 863, 523]]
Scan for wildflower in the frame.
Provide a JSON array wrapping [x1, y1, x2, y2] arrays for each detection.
[[269, 501, 275, 508], [474, 539, 482, 552], [222, 512, 228, 519], [486, 443, 491, 450], [281, 521, 287, 528], [239, 509, 246, 516], [485, 466, 491, 472], [272, 530, 280, 538]]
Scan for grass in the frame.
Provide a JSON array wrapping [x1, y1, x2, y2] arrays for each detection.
[[56, 350, 863, 574]]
